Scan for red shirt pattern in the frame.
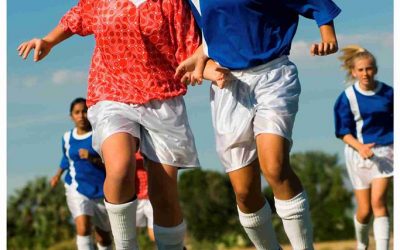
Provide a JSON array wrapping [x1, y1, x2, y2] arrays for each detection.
[[134, 151, 149, 199], [60, 0, 200, 107]]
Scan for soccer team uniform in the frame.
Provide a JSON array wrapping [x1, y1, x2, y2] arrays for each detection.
[[60, 128, 110, 232], [59, 0, 201, 168], [187, 0, 341, 171], [334, 81, 393, 189], [134, 152, 154, 229], [59, 1, 201, 248]]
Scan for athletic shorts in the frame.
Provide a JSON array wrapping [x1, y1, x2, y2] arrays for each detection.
[[87, 96, 200, 168], [344, 144, 393, 189], [136, 199, 154, 228], [210, 56, 301, 172], [65, 184, 111, 232]]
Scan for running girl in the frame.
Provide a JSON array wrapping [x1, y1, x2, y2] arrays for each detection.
[[334, 45, 393, 250]]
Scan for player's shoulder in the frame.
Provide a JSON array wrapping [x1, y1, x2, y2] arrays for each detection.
[[62, 129, 73, 142]]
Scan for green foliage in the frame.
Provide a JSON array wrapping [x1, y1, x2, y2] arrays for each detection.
[[265, 151, 354, 242], [178, 169, 247, 247], [7, 177, 74, 250]]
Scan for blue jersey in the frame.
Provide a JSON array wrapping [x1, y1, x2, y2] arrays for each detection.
[[59, 128, 106, 199], [188, 0, 341, 69], [334, 81, 393, 145]]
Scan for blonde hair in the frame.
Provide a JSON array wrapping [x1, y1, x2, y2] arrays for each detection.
[[338, 45, 377, 82]]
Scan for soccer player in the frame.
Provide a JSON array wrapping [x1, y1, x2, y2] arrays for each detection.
[[334, 45, 393, 250]]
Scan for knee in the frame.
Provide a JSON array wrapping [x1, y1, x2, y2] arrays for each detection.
[[262, 161, 288, 186], [357, 205, 372, 222], [234, 187, 254, 207], [105, 159, 135, 184], [371, 196, 387, 214]]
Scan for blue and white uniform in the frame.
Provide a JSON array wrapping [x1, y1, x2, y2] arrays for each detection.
[[188, 0, 341, 171], [60, 128, 110, 231], [188, 0, 341, 69], [334, 81, 393, 189]]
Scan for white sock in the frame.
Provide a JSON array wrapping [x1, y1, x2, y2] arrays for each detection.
[[238, 201, 281, 250], [354, 215, 369, 250], [275, 191, 314, 250], [153, 221, 186, 250], [76, 235, 94, 250], [97, 243, 113, 250], [105, 199, 138, 250], [373, 216, 390, 250]]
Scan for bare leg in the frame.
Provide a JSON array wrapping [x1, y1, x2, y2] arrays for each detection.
[[147, 160, 185, 250], [75, 215, 94, 250], [102, 132, 139, 250], [354, 188, 372, 250], [257, 133, 313, 250], [228, 161, 280, 249], [371, 178, 391, 250]]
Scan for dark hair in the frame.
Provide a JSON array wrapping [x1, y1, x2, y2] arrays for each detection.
[[69, 97, 87, 114]]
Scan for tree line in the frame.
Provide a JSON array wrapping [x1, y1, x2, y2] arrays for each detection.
[[7, 151, 393, 249]]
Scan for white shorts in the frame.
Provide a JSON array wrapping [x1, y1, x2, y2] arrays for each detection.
[[344, 144, 393, 190], [87, 96, 200, 168], [136, 199, 154, 228], [65, 184, 111, 231], [210, 56, 301, 172]]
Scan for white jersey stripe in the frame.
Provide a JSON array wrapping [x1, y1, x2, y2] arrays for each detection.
[[64, 130, 79, 190], [344, 85, 364, 143]]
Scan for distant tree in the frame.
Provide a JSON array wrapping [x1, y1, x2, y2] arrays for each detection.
[[264, 151, 354, 243], [178, 169, 245, 245], [7, 177, 73, 250]]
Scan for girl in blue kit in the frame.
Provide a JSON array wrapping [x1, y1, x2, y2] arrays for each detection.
[[176, 0, 341, 249], [50, 97, 112, 250], [334, 45, 393, 250]]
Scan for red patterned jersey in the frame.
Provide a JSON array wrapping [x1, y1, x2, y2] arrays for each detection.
[[135, 151, 148, 199], [60, 0, 200, 107]]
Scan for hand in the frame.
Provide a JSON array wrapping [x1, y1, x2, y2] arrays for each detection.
[[310, 41, 338, 56], [311, 21, 338, 56], [203, 59, 231, 89], [79, 149, 89, 159], [357, 143, 375, 159], [175, 45, 208, 85], [17, 38, 53, 62], [211, 67, 231, 89], [50, 175, 60, 188]]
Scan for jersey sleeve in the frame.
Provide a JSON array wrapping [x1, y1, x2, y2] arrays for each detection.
[[334, 92, 355, 139], [59, 0, 94, 36], [171, 0, 201, 64], [59, 136, 69, 170], [282, 0, 341, 27], [186, 0, 202, 29]]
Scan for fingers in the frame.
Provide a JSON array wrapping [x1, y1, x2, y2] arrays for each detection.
[[22, 40, 36, 60], [17, 38, 42, 61], [175, 62, 187, 79], [180, 72, 191, 85], [34, 41, 42, 62], [191, 57, 207, 84], [310, 42, 338, 56]]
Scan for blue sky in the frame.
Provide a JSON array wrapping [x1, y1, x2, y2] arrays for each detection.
[[7, 0, 394, 195]]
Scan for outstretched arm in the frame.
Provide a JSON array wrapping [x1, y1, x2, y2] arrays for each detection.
[[17, 23, 74, 62], [310, 21, 338, 56]]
